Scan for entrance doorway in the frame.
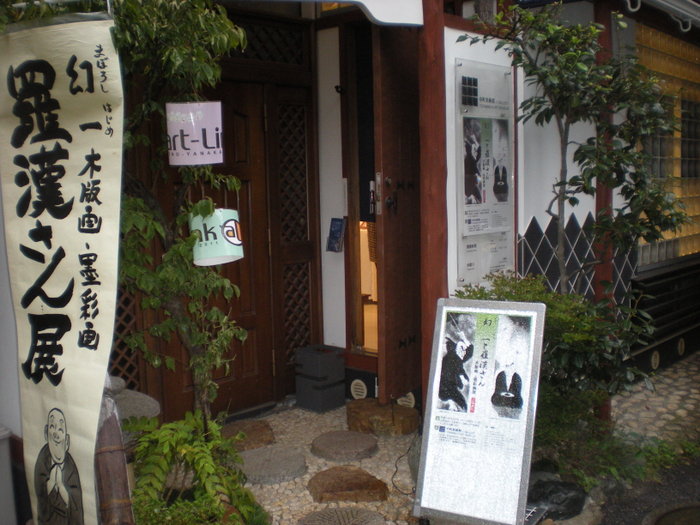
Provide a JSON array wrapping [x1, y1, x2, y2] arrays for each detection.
[[343, 22, 422, 403]]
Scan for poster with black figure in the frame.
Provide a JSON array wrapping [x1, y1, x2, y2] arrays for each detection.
[[414, 298, 546, 525]]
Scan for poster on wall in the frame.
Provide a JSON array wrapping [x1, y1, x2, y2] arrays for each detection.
[[456, 59, 515, 286], [414, 299, 545, 525], [0, 15, 123, 525]]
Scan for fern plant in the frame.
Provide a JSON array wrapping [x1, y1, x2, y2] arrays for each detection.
[[127, 411, 269, 524]]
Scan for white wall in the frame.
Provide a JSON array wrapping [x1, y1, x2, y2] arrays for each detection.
[[520, 2, 597, 229], [317, 28, 347, 348], [0, 194, 21, 437]]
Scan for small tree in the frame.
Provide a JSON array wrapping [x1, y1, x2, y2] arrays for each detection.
[[463, 3, 687, 293], [111, 0, 248, 420]]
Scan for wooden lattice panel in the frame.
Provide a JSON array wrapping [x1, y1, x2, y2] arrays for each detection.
[[283, 262, 312, 363], [279, 104, 309, 244], [235, 21, 305, 65], [109, 289, 140, 389]]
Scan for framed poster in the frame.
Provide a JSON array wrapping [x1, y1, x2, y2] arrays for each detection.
[[455, 59, 515, 286], [414, 298, 546, 525]]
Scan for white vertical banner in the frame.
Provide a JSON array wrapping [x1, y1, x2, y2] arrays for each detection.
[[0, 17, 123, 525]]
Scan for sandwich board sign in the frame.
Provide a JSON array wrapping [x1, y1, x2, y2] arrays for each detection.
[[414, 298, 546, 524]]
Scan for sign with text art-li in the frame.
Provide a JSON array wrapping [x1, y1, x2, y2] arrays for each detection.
[[0, 18, 123, 525]]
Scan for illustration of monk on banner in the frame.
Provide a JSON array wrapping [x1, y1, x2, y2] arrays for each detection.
[[34, 407, 84, 525]]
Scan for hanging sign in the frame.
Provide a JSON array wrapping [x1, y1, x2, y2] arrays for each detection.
[[190, 208, 244, 266], [414, 298, 545, 525], [166, 101, 223, 165], [0, 15, 123, 525]]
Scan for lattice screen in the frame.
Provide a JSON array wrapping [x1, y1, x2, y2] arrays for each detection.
[[109, 289, 140, 389], [234, 20, 305, 65]]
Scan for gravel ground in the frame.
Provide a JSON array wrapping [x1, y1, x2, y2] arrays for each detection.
[[600, 454, 700, 525]]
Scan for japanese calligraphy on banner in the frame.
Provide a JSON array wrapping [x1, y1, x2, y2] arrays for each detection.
[[414, 299, 545, 525], [0, 16, 123, 525]]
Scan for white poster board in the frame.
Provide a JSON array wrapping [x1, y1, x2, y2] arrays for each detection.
[[414, 299, 545, 525], [456, 59, 515, 286], [0, 16, 123, 525]]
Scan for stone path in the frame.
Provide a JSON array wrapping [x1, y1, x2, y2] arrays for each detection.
[[229, 350, 700, 524], [227, 405, 417, 524], [612, 350, 700, 443]]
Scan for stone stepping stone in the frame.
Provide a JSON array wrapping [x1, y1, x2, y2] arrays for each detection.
[[311, 430, 378, 461], [307, 465, 388, 503], [222, 419, 275, 451], [239, 444, 307, 484], [298, 507, 385, 525], [346, 398, 420, 436]]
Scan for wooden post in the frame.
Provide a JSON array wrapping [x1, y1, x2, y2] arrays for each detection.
[[593, 1, 615, 302], [95, 386, 134, 525], [419, 0, 449, 407]]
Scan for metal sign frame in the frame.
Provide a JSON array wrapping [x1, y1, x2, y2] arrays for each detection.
[[414, 298, 546, 525]]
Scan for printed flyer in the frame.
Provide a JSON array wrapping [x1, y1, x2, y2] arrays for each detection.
[[415, 299, 545, 525]]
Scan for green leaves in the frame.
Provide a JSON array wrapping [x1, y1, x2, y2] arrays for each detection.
[[464, 2, 687, 293], [456, 272, 649, 396], [127, 411, 267, 525]]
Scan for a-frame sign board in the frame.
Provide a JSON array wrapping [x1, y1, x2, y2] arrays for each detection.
[[414, 299, 546, 524]]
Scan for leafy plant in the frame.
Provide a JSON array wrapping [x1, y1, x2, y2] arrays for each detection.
[[109, 0, 248, 419], [455, 272, 651, 395], [463, 2, 687, 293], [126, 411, 269, 525], [533, 385, 700, 490]]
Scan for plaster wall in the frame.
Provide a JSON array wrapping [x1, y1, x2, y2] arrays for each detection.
[[0, 193, 21, 436], [316, 28, 347, 348]]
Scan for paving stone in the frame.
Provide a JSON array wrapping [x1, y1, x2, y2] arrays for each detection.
[[240, 444, 307, 484], [307, 466, 389, 503], [311, 430, 378, 461], [298, 507, 385, 525], [222, 419, 275, 451], [346, 398, 420, 436]]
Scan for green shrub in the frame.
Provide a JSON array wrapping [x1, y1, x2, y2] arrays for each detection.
[[455, 272, 650, 395], [126, 411, 269, 525]]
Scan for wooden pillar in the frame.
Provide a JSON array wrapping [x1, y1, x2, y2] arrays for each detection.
[[593, 1, 615, 301], [419, 0, 448, 405]]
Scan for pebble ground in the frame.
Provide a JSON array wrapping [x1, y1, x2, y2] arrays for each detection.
[[244, 406, 418, 524], [244, 350, 700, 524]]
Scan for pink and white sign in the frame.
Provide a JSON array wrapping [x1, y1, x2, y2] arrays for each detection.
[[166, 101, 223, 165]]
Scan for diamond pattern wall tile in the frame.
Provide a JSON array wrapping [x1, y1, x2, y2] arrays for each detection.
[[517, 213, 633, 302]]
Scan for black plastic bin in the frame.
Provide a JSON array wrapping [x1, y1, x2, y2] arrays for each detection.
[[295, 345, 345, 412]]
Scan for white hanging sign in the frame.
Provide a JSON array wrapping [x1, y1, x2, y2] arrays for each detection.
[[166, 101, 223, 165]]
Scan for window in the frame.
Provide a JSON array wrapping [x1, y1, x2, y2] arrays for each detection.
[[637, 25, 700, 267]]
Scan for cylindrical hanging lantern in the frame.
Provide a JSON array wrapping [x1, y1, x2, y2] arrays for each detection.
[[166, 101, 223, 166], [189, 209, 244, 266]]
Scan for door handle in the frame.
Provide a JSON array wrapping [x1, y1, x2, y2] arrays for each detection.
[[385, 193, 397, 213]]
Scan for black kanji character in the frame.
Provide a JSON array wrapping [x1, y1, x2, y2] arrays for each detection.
[[66, 55, 94, 95], [21, 246, 74, 309], [21, 313, 71, 385], [7, 59, 72, 147]]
